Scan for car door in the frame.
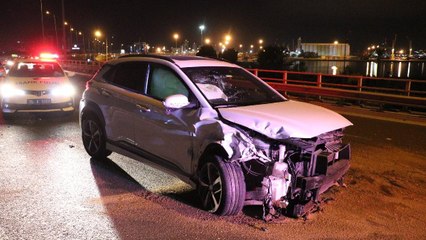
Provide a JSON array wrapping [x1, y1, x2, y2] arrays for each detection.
[[102, 61, 148, 145], [133, 64, 195, 175]]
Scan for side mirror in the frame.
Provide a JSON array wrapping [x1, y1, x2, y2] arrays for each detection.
[[163, 94, 190, 109]]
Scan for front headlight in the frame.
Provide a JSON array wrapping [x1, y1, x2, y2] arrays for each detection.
[[51, 84, 76, 97], [0, 83, 25, 98]]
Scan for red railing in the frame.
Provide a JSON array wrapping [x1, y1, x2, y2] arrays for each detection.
[[248, 69, 426, 109], [60, 60, 426, 109]]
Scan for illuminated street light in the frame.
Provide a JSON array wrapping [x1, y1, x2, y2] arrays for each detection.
[[259, 39, 263, 45], [94, 30, 101, 38], [334, 40, 339, 44], [45, 10, 59, 49], [204, 38, 211, 45], [94, 30, 108, 61], [78, 31, 86, 53], [173, 33, 179, 52], [199, 25, 205, 46]]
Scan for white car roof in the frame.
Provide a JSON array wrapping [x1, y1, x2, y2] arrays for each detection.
[[115, 55, 239, 69], [173, 59, 238, 68]]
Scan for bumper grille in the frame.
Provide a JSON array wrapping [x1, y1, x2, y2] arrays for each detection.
[[25, 90, 51, 97]]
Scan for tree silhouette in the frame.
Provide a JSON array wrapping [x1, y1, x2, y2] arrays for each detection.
[[196, 45, 217, 58], [220, 48, 238, 63], [257, 45, 284, 70]]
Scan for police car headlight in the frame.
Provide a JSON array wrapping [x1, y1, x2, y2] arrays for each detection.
[[51, 84, 76, 97], [0, 83, 25, 98]]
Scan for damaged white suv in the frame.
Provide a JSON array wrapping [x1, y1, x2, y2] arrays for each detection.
[[80, 55, 352, 218]]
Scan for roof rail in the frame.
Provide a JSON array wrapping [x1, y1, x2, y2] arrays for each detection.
[[118, 54, 175, 63]]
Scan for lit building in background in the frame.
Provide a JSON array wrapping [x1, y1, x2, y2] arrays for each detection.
[[301, 41, 351, 58]]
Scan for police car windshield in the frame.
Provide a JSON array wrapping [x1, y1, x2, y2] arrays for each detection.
[[8, 62, 65, 78]]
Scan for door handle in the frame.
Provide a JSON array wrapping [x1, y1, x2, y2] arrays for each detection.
[[136, 104, 151, 112]]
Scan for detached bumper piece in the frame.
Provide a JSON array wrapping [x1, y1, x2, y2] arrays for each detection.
[[288, 143, 351, 217]]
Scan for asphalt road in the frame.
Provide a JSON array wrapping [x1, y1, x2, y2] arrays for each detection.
[[0, 75, 425, 239]]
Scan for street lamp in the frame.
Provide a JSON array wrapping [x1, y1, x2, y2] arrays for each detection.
[[204, 38, 211, 45], [78, 31, 86, 53], [199, 25, 205, 46], [173, 33, 179, 50], [45, 11, 59, 49], [94, 30, 108, 61], [63, 21, 71, 50], [224, 35, 231, 47]]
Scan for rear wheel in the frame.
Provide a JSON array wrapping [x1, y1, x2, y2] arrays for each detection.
[[81, 113, 111, 159], [197, 155, 246, 216]]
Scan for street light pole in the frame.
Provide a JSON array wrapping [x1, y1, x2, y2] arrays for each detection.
[[61, 0, 66, 55], [199, 25, 205, 47], [106, 36, 108, 61], [173, 33, 179, 52], [40, 0, 45, 42], [94, 30, 107, 61], [79, 32, 86, 54], [46, 11, 59, 50]]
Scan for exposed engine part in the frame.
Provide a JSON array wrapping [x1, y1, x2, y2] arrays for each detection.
[[261, 162, 292, 220]]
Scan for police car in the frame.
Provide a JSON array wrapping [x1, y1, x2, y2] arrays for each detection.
[[0, 56, 76, 115]]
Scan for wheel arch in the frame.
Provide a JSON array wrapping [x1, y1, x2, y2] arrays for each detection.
[[197, 143, 229, 172], [80, 100, 106, 128]]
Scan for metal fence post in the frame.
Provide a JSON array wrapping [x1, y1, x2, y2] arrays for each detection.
[[358, 77, 363, 92], [317, 74, 322, 87], [405, 80, 411, 96]]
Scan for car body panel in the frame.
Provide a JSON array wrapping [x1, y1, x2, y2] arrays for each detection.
[[218, 100, 353, 139], [80, 55, 352, 218]]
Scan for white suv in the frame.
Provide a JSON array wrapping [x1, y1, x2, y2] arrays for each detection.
[[79, 55, 352, 218], [1, 59, 76, 115]]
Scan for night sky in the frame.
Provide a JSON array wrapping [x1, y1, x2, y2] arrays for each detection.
[[1, 0, 425, 54]]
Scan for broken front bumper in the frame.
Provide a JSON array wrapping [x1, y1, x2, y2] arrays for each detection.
[[289, 143, 351, 217]]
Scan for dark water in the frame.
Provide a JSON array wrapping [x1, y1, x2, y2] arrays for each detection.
[[296, 59, 426, 80]]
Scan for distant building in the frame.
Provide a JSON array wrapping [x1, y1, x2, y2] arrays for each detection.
[[301, 42, 350, 58]]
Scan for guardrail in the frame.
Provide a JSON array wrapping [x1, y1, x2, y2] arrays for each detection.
[[61, 60, 102, 75], [60, 60, 426, 109], [248, 69, 426, 109]]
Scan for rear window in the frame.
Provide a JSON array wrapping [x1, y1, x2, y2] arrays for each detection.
[[8, 62, 65, 77]]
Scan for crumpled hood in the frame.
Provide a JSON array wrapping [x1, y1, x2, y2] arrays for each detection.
[[218, 100, 352, 139]]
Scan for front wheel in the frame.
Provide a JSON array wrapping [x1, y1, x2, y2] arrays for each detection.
[[81, 113, 112, 159], [197, 155, 246, 216]]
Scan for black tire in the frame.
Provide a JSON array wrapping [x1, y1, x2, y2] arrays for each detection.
[[81, 112, 112, 159], [197, 155, 246, 216]]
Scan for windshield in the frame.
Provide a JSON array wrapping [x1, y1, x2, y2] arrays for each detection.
[[182, 67, 285, 107], [8, 62, 65, 78]]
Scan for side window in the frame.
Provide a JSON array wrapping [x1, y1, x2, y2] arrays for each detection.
[[110, 62, 148, 92], [147, 65, 189, 100], [94, 64, 113, 81]]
